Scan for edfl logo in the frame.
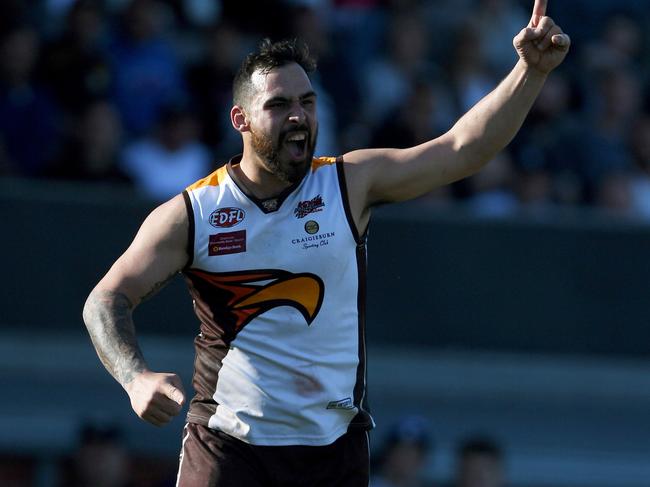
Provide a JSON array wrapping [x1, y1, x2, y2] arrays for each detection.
[[209, 207, 246, 228]]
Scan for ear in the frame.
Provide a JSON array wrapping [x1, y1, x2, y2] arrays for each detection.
[[230, 105, 250, 133]]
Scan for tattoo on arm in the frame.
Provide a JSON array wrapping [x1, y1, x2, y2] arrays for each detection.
[[83, 290, 146, 387], [138, 271, 178, 304], [83, 273, 178, 387]]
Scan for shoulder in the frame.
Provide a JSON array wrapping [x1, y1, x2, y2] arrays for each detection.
[[153, 193, 188, 223], [310, 156, 339, 173], [136, 194, 189, 249], [186, 164, 229, 193], [337, 148, 390, 195]]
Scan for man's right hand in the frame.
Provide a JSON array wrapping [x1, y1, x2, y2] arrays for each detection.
[[125, 370, 186, 427]]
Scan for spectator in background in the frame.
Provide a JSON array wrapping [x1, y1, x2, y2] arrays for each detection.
[[0, 0, 646, 222], [575, 12, 646, 210], [447, 20, 497, 116], [595, 169, 634, 215], [47, 100, 129, 183], [626, 115, 650, 219], [121, 102, 211, 200], [109, 0, 186, 136], [453, 436, 505, 487], [287, 4, 339, 156], [0, 26, 61, 176], [218, 0, 288, 39], [369, 78, 451, 182], [582, 13, 643, 72], [361, 11, 436, 130], [515, 164, 553, 211], [596, 114, 650, 219], [186, 21, 246, 159], [59, 423, 132, 487], [576, 68, 641, 204], [370, 415, 432, 487], [41, 0, 112, 115], [511, 72, 582, 207], [421, 0, 475, 61], [0, 1, 29, 34], [330, 0, 386, 82], [158, 0, 221, 28], [287, 4, 360, 135], [445, 18, 518, 215], [475, 0, 528, 75], [466, 151, 519, 217]]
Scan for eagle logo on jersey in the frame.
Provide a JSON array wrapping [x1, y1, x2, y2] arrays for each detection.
[[185, 269, 325, 333]]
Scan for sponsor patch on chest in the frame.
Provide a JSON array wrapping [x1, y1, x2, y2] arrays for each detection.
[[208, 230, 246, 256], [294, 194, 325, 218], [291, 230, 335, 250]]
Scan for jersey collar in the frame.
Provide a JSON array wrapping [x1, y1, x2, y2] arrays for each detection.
[[226, 154, 306, 214]]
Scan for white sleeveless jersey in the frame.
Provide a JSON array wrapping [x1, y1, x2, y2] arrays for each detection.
[[181, 156, 374, 446]]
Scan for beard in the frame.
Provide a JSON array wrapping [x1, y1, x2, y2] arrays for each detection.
[[250, 123, 318, 184]]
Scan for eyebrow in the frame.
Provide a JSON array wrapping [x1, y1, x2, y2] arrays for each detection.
[[264, 91, 317, 105], [300, 91, 317, 100]]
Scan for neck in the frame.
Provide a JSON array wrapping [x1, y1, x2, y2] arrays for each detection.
[[237, 147, 295, 199]]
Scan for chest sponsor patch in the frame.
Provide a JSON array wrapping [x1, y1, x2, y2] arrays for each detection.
[[208, 230, 246, 256], [294, 194, 324, 218], [209, 207, 245, 228]]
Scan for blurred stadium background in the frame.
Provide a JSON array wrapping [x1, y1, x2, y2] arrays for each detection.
[[1, 0, 650, 486]]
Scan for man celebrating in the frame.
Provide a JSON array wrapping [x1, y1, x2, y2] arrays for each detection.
[[83, 1, 569, 485]]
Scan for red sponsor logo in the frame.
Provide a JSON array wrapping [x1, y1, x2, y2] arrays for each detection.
[[294, 195, 325, 218], [208, 230, 246, 256], [209, 207, 246, 228]]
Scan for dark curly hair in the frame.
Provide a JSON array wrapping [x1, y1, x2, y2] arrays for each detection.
[[233, 38, 316, 108]]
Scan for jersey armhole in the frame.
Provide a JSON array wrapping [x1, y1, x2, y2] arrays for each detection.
[[181, 190, 195, 270], [336, 157, 365, 245]]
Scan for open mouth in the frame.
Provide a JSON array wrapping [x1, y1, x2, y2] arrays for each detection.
[[284, 132, 308, 159]]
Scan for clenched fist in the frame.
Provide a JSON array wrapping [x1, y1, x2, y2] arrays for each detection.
[[124, 370, 186, 427]]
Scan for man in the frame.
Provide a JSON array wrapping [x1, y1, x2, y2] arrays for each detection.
[[369, 416, 432, 487], [454, 437, 505, 487], [83, 1, 569, 485]]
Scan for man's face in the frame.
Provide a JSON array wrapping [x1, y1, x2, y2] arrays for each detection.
[[245, 63, 318, 184], [458, 454, 504, 487]]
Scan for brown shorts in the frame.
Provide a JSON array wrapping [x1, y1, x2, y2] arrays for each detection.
[[175, 422, 369, 487]]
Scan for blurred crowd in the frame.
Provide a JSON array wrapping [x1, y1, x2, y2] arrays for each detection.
[[0, 423, 178, 487], [0, 417, 504, 487], [370, 416, 504, 487], [1, 0, 650, 216]]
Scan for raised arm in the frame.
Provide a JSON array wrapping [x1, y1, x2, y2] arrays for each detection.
[[343, 0, 569, 229], [82, 194, 189, 426]]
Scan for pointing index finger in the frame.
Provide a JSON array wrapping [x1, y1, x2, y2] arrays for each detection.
[[530, 0, 547, 27]]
